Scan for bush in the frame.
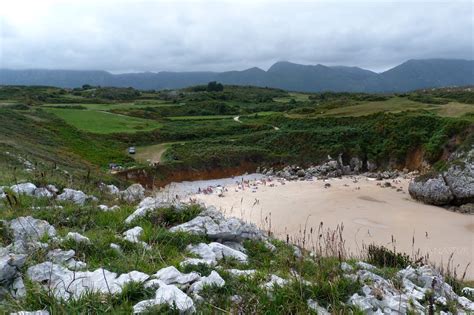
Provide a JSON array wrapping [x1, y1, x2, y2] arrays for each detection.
[[366, 244, 412, 268]]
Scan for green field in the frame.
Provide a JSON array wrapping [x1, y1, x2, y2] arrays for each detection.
[[43, 100, 175, 111], [307, 97, 433, 117], [274, 92, 311, 103], [45, 108, 162, 134], [433, 102, 474, 117], [167, 115, 235, 121]]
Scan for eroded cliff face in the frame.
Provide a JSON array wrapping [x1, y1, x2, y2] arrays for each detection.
[[409, 149, 473, 211]]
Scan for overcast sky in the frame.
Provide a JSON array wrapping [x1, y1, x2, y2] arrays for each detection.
[[0, 0, 472, 73]]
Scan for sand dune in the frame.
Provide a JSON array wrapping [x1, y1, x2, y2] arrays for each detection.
[[194, 176, 474, 279]]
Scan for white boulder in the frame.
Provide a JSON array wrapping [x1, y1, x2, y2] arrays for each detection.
[[121, 184, 145, 203], [66, 232, 90, 244], [154, 266, 200, 285], [170, 207, 265, 241], [133, 282, 195, 313], [10, 183, 37, 196], [189, 271, 225, 294], [57, 189, 91, 205], [27, 262, 149, 300]]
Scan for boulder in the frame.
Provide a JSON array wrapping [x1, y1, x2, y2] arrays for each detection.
[[170, 207, 265, 241], [66, 232, 90, 244], [186, 242, 248, 265], [133, 282, 195, 313], [10, 183, 37, 196], [367, 160, 377, 172], [189, 270, 225, 294], [123, 227, 150, 249], [0, 252, 27, 283], [444, 163, 474, 205], [307, 299, 330, 315], [350, 157, 363, 173], [348, 264, 474, 313], [105, 184, 120, 195], [9, 216, 56, 244], [10, 311, 50, 315], [27, 262, 149, 300], [227, 269, 256, 277], [408, 175, 454, 206], [120, 184, 145, 203], [33, 188, 54, 198], [125, 197, 183, 224], [153, 266, 200, 285], [262, 274, 288, 290], [46, 249, 87, 270], [57, 189, 91, 205]]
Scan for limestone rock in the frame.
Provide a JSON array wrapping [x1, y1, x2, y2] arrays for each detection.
[[153, 266, 200, 285], [66, 232, 90, 244], [33, 188, 54, 198], [189, 271, 225, 294], [133, 282, 195, 313], [0, 252, 27, 283], [121, 184, 145, 203], [46, 249, 87, 270], [27, 262, 149, 300], [227, 269, 256, 277], [262, 274, 288, 290], [123, 227, 150, 249], [444, 162, 474, 205], [307, 299, 330, 315], [170, 207, 265, 241], [10, 311, 50, 315], [186, 242, 248, 265], [105, 184, 120, 195], [10, 183, 37, 196], [57, 189, 91, 205], [408, 175, 454, 206], [9, 216, 56, 244]]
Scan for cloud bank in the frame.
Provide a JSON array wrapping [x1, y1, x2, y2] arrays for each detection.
[[0, 0, 472, 72]]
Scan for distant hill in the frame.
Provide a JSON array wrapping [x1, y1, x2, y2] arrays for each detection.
[[1, 59, 473, 93]]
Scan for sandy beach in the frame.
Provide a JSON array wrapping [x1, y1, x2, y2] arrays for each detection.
[[190, 176, 474, 279]]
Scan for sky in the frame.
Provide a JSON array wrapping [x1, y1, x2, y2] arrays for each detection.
[[0, 0, 472, 73]]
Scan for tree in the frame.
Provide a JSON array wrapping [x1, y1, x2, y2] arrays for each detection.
[[207, 81, 224, 92]]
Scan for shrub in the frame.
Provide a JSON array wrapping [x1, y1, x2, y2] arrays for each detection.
[[366, 244, 412, 268]]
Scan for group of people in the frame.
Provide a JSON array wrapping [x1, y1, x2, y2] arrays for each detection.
[[194, 176, 291, 197]]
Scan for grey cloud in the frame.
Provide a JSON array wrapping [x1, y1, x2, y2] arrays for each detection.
[[0, 0, 472, 73]]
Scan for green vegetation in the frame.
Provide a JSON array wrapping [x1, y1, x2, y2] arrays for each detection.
[[0, 84, 472, 175], [0, 84, 473, 314], [44, 108, 162, 134]]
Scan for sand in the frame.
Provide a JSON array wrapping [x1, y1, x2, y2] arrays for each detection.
[[192, 176, 474, 279]]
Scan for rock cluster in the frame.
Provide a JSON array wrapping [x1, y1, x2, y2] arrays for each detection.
[[260, 156, 401, 181], [409, 149, 473, 210], [170, 206, 266, 242], [27, 262, 150, 300], [1, 182, 147, 207], [348, 262, 474, 314]]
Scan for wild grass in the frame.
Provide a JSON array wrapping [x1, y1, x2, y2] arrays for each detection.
[[44, 108, 163, 134]]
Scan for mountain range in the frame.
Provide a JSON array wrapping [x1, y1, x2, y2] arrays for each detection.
[[1, 59, 473, 93]]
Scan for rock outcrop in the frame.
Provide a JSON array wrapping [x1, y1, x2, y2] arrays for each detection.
[[170, 207, 265, 241], [27, 262, 149, 300], [408, 174, 454, 205], [409, 149, 473, 209], [120, 184, 145, 203]]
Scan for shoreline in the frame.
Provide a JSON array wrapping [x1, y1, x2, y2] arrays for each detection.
[[175, 174, 474, 280]]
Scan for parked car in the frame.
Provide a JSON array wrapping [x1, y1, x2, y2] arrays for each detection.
[[128, 146, 136, 154]]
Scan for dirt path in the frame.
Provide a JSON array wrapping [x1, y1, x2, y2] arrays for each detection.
[[133, 143, 172, 164]]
